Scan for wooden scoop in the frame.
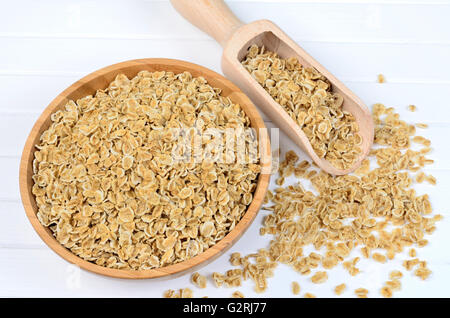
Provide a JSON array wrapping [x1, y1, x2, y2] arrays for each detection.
[[171, 0, 374, 175]]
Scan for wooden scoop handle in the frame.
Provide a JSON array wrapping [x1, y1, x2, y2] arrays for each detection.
[[170, 0, 243, 47]]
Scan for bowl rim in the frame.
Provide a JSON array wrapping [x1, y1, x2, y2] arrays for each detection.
[[19, 58, 271, 279]]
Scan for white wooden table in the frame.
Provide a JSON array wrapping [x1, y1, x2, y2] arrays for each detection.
[[1, 0, 450, 298]]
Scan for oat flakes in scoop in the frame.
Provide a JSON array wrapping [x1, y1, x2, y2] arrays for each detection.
[[242, 45, 362, 170]]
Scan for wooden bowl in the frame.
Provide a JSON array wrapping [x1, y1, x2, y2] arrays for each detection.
[[19, 58, 271, 279]]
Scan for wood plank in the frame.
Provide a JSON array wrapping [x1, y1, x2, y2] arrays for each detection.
[[1, 76, 450, 125], [0, 239, 448, 297], [0, 1, 449, 44], [0, 202, 45, 248], [1, 38, 449, 83], [0, 157, 21, 201]]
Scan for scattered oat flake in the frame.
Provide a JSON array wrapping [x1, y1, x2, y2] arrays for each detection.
[[380, 286, 393, 298], [408, 105, 417, 112], [181, 288, 194, 298], [334, 284, 347, 296], [291, 282, 301, 295], [426, 175, 436, 185], [413, 136, 431, 147], [378, 74, 386, 83], [164, 288, 193, 298], [386, 279, 402, 291], [416, 123, 428, 129], [230, 252, 242, 266], [163, 289, 177, 298], [311, 271, 328, 284], [361, 247, 371, 258], [416, 172, 426, 183], [418, 239, 429, 247], [304, 293, 316, 298], [386, 249, 396, 260], [355, 288, 369, 298], [372, 253, 387, 264], [389, 270, 403, 280], [415, 268, 432, 280], [231, 291, 245, 298], [403, 259, 420, 271], [191, 272, 207, 289]]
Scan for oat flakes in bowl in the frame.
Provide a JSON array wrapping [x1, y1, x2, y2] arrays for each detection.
[[20, 59, 270, 279]]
